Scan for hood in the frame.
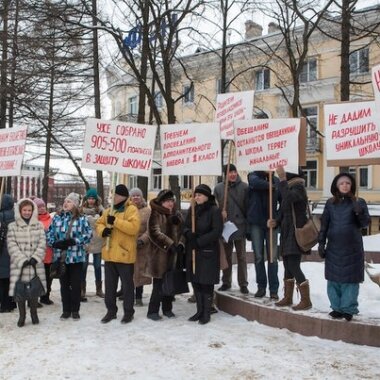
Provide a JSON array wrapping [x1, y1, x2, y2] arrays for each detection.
[[1, 194, 14, 212], [14, 198, 39, 225], [330, 172, 356, 197]]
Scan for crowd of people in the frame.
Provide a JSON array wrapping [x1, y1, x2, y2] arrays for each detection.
[[0, 165, 370, 327]]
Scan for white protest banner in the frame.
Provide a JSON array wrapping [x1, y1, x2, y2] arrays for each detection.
[[215, 90, 254, 140], [160, 123, 222, 176], [324, 101, 380, 166], [0, 125, 27, 176], [82, 118, 157, 176], [234, 118, 300, 173], [372, 64, 380, 110]]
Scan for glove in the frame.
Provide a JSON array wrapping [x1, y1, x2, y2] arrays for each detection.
[[22, 259, 30, 267], [65, 238, 76, 247], [29, 257, 38, 266], [137, 239, 144, 248], [107, 215, 116, 225], [188, 239, 198, 250], [170, 214, 181, 225], [184, 231, 197, 241], [52, 240, 69, 250], [102, 227, 112, 237], [318, 244, 326, 259], [353, 201, 362, 215]]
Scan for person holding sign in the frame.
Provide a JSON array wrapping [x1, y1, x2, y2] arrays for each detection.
[[145, 190, 184, 321], [183, 184, 223, 324], [96, 184, 140, 324], [270, 166, 312, 311], [247, 171, 281, 300], [318, 173, 370, 321], [214, 164, 249, 294]]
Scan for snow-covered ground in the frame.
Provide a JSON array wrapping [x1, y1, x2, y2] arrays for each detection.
[[0, 261, 379, 380]]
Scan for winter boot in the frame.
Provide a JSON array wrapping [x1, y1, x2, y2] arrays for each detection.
[[292, 280, 312, 311], [275, 278, 295, 307], [199, 293, 213, 325], [81, 282, 87, 302], [17, 301, 26, 327], [96, 281, 105, 298], [188, 289, 203, 322], [29, 298, 39, 325]]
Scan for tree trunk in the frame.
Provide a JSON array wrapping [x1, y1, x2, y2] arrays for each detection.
[[340, 0, 351, 101]]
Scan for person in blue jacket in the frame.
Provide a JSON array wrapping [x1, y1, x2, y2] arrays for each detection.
[[318, 172, 370, 321]]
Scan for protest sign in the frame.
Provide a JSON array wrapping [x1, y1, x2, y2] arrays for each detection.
[[372, 64, 380, 110], [0, 125, 27, 176], [234, 118, 300, 173], [160, 123, 222, 175], [215, 91, 254, 140], [324, 101, 380, 166], [82, 118, 157, 176]]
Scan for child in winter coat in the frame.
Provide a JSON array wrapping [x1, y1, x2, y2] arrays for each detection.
[[7, 198, 47, 327]]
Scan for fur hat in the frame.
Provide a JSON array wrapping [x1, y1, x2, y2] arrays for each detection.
[[115, 184, 129, 198], [129, 187, 143, 197], [85, 188, 98, 199], [157, 189, 175, 204], [33, 197, 46, 208], [64, 193, 80, 208], [194, 184, 212, 198]]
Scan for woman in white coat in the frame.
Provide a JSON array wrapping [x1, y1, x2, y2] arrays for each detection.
[[7, 198, 46, 327]]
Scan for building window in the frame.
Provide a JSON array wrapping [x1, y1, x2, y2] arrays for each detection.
[[154, 91, 163, 109], [128, 175, 138, 189], [217, 78, 230, 94], [304, 160, 317, 188], [303, 106, 318, 150], [183, 84, 194, 104], [349, 48, 369, 74], [153, 168, 162, 190], [255, 69, 270, 90], [300, 58, 317, 83], [180, 175, 193, 190], [128, 96, 138, 115]]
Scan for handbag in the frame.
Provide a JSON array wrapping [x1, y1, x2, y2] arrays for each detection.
[[291, 203, 320, 253], [50, 252, 67, 279], [14, 264, 45, 302], [162, 269, 189, 297]]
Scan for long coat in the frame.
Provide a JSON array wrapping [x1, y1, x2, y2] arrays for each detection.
[[214, 175, 248, 239], [133, 201, 152, 287], [278, 178, 309, 257], [81, 204, 104, 254], [7, 198, 47, 296], [319, 197, 370, 283], [96, 199, 140, 264], [145, 199, 183, 279], [0, 195, 15, 279], [183, 200, 223, 285]]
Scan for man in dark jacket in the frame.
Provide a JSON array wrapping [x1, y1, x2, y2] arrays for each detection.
[[0, 194, 16, 313], [214, 164, 249, 294], [247, 171, 281, 299]]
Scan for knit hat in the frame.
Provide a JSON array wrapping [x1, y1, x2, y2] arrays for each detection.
[[115, 184, 129, 198], [64, 192, 81, 208], [223, 163, 237, 175], [85, 188, 98, 199], [194, 184, 212, 198], [33, 197, 46, 208], [286, 167, 305, 181], [129, 187, 143, 197], [157, 189, 175, 204]]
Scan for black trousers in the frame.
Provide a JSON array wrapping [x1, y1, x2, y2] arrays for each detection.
[[283, 255, 306, 284], [135, 286, 143, 299], [43, 263, 53, 298], [0, 278, 13, 311], [147, 278, 173, 315], [104, 262, 134, 317], [59, 262, 82, 313]]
